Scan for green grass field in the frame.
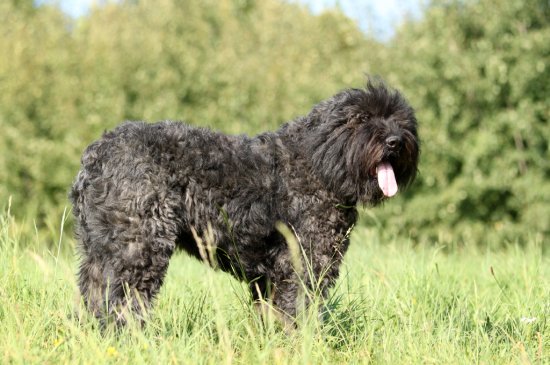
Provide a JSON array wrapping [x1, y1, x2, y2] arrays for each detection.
[[1, 211, 548, 364]]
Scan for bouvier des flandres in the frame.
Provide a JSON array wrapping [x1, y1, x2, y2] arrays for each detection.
[[70, 79, 419, 326]]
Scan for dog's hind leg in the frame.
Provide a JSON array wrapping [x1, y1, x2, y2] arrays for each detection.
[[76, 202, 178, 327], [79, 235, 176, 327], [119, 238, 175, 326], [77, 251, 110, 321]]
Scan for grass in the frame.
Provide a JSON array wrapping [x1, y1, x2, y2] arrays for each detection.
[[0, 210, 548, 364]]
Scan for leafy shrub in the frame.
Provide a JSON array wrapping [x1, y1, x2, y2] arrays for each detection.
[[0, 0, 548, 246]]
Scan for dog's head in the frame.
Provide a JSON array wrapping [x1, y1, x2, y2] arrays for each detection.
[[307, 79, 420, 205]]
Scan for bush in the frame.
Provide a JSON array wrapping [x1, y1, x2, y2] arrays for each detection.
[[368, 0, 549, 245], [0, 0, 548, 246]]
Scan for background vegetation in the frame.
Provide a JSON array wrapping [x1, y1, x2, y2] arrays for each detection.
[[1, 0, 548, 246]]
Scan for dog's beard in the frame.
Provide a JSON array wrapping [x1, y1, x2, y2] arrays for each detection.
[[362, 177, 385, 205], [362, 128, 419, 203]]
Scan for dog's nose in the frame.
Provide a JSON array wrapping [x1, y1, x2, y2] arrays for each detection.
[[385, 136, 402, 151]]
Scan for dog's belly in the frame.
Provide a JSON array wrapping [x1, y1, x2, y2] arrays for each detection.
[[175, 230, 203, 261], [175, 226, 284, 281]]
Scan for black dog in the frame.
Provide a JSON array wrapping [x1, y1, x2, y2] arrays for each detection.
[[70, 79, 419, 325]]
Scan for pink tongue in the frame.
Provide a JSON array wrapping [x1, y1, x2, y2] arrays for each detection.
[[377, 162, 398, 197]]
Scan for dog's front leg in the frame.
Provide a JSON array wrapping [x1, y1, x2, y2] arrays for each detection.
[[270, 217, 354, 322]]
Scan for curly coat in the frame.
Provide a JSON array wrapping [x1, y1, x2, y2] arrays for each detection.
[[70, 80, 419, 325]]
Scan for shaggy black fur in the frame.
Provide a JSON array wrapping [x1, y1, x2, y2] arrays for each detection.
[[70, 80, 419, 325]]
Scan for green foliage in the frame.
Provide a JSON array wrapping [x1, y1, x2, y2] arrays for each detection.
[[368, 0, 549, 245], [0, 0, 376, 227], [0, 0, 548, 245]]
